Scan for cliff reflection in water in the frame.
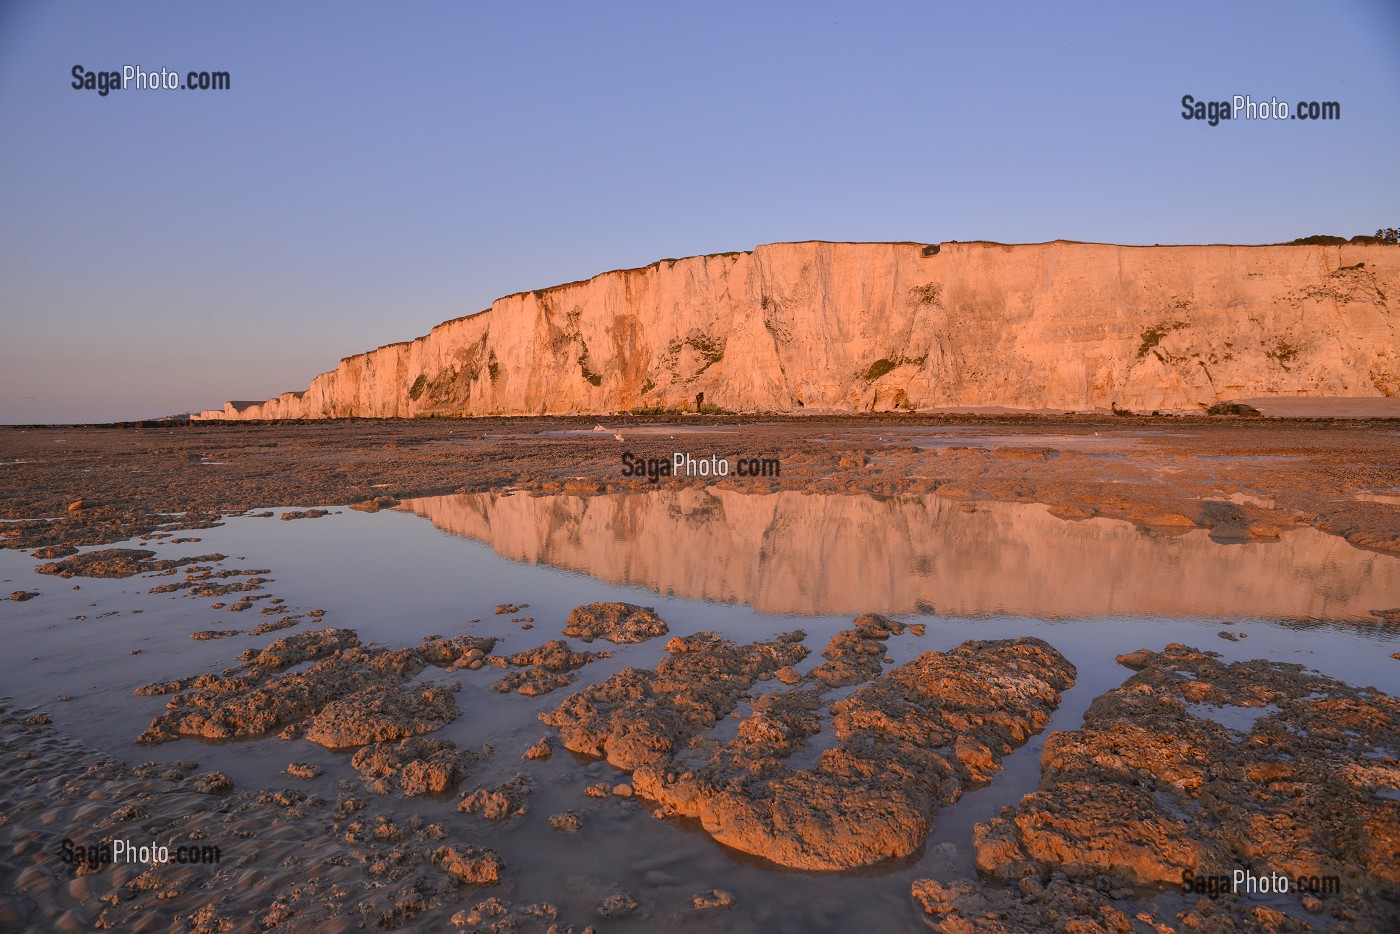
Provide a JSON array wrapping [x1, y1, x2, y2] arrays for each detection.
[[398, 490, 1400, 620]]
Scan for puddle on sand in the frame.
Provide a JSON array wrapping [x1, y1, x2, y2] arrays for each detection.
[[483, 424, 738, 441], [2, 495, 1399, 932], [815, 425, 1162, 452]]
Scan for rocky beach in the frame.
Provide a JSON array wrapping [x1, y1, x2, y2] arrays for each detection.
[[1, 414, 1397, 932]]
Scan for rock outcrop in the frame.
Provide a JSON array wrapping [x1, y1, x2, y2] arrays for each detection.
[[950, 643, 1400, 933], [193, 240, 1400, 418], [632, 633, 1075, 871], [542, 617, 1076, 871]]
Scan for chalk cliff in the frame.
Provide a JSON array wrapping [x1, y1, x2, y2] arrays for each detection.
[[194, 241, 1399, 418]]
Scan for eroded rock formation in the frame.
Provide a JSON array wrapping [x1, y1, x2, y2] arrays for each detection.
[[637, 634, 1075, 870], [540, 630, 810, 771], [542, 617, 1076, 870], [36, 548, 226, 579], [135, 629, 495, 745], [928, 643, 1400, 933], [490, 639, 609, 696], [561, 602, 669, 644], [193, 241, 1400, 419]]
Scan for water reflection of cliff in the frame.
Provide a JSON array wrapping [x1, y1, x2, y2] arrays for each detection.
[[399, 490, 1400, 619]]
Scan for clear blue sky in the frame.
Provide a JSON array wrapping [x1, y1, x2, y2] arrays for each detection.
[[2, 1, 1397, 423]]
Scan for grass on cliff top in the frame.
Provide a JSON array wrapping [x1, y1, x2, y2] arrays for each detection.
[[1286, 233, 1396, 245]]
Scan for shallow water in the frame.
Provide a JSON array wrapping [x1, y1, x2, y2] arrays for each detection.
[[815, 425, 1163, 452], [1, 492, 1397, 931], [399, 490, 1400, 621]]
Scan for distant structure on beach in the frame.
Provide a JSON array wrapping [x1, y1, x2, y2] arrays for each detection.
[[194, 239, 1400, 419]]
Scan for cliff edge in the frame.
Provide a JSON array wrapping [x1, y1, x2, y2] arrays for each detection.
[[193, 240, 1400, 418]]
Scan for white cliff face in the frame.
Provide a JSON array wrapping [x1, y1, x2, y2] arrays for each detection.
[[195, 241, 1399, 419]]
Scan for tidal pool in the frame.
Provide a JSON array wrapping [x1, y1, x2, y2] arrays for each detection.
[[1, 491, 1396, 932]]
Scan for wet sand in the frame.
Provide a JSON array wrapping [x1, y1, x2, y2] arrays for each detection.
[[1, 415, 1398, 932], [4, 414, 1398, 558]]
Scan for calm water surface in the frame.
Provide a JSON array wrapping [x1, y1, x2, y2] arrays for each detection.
[[1, 491, 1396, 931]]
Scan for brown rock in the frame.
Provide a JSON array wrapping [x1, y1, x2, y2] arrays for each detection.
[[36, 548, 226, 579], [595, 891, 638, 920], [348, 496, 399, 513], [492, 640, 604, 696], [807, 613, 906, 687], [279, 509, 329, 521], [191, 771, 233, 794], [563, 601, 669, 644], [245, 628, 360, 668], [303, 683, 460, 750], [911, 877, 1142, 934], [668, 638, 1075, 871], [31, 545, 77, 559], [550, 623, 1072, 872], [541, 630, 808, 769], [1143, 512, 1195, 528], [974, 780, 1206, 886], [249, 616, 299, 635], [433, 846, 503, 886], [691, 889, 734, 910], [458, 774, 531, 821], [350, 736, 482, 795], [971, 643, 1400, 929], [549, 811, 583, 833]]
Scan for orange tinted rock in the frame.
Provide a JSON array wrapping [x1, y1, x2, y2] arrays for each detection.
[[350, 737, 483, 796], [458, 774, 531, 821], [36, 548, 225, 579], [303, 683, 460, 749], [563, 628, 1073, 871], [194, 242, 1400, 420], [970, 643, 1400, 929], [492, 640, 605, 696], [433, 846, 503, 886], [541, 631, 808, 770], [246, 628, 360, 669], [975, 780, 1209, 886], [562, 602, 669, 644]]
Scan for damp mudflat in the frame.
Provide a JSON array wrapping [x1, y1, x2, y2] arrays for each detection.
[[2, 492, 1397, 932]]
